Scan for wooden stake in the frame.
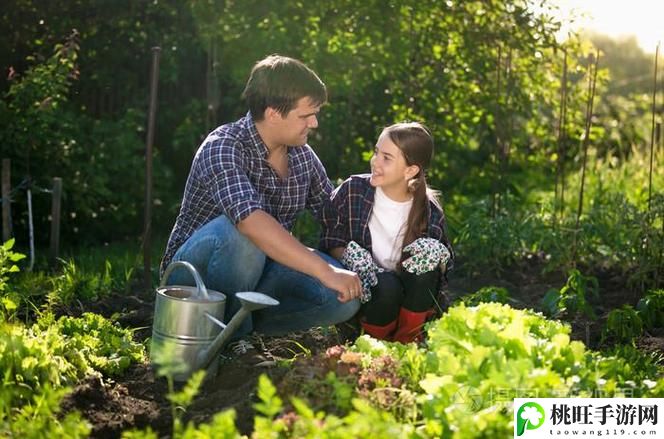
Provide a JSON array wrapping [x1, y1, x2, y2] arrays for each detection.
[[144, 46, 161, 291], [1, 159, 11, 242], [572, 50, 600, 265], [554, 49, 568, 223], [492, 44, 503, 218], [575, 50, 600, 231], [49, 177, 62, 267], [648, 42, 659, 212]]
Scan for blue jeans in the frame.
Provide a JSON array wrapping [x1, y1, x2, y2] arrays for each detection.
[[166, 216, 360, 338]]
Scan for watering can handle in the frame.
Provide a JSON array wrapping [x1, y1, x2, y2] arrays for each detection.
[[159, 261, 209, 300]]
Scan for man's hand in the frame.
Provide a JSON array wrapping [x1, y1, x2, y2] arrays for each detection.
[[318, 264, 363, 303], [340, 241, 380, 303], [402, 238, 451, 275]]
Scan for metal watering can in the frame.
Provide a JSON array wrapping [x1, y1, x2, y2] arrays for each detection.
[[150, 261, 279, 381]]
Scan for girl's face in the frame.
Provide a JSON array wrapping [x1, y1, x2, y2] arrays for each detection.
[[369, 131, 419, 192]]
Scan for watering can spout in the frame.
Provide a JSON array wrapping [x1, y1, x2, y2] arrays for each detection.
[[197, 292, 279, 372]]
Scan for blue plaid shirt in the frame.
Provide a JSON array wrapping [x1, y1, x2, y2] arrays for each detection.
[[162, 112, 333, 272], [320, 174, 454, 270]]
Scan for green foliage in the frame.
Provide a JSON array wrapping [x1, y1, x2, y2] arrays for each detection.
[[252, 375, 414, 438], [1, 312, 143, 410], [0, 38, 173, 245], [1, 385, 91, 439], [541, 269, 598, 319], [46, 259, 113, 307], [636, 289, 664, 329], [124, 370, 241, 439], [454, 196, 551, 275], [0, 322, 79, 410], [601, 344, 663, 384], [122, 410, 241, 439], [587, 33, 655, 96], [254, 374, 286, 433], [46, 312, 145, 376], [0, 311, 144, 438], [168, 370, 207, 436], [0, 239, 27, 321], [249, 302, 663, 437], [603, 305, 644, 344], [458, 286, 511, 306]]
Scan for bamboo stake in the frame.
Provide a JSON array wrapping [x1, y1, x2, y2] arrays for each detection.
[[554, 49, 568, 224], [648, 42, 659, 212], [573, 49, 600, 263], [575, 50, 600, 228], [503, 48, 513, 172], [492, 44, 503, 218], [143, 47, 161, 291]]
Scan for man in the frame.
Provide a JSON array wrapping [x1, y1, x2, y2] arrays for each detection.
[[161, 55, 361, 342]]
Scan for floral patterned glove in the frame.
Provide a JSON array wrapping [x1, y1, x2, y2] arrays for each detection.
[[402, 237, 452, 275], [340, 241, 381, 303]]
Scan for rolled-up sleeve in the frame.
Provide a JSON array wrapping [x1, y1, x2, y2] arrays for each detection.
[[319, 180, 350, 252], [306, 150, 334, 222], [198, 137, 263, 224]]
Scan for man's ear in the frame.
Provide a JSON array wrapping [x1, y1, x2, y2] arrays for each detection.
[[264, 107, 279, 122]]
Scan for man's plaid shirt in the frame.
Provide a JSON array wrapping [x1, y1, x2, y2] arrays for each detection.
[[161, 112, 333, 272], [319, 174, 454, 271]]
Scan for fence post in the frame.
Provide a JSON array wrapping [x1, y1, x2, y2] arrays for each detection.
[[49, 177, 62, 267]]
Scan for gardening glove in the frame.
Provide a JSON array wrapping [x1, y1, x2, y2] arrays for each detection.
[[340, 240, 381, 303], [402, 237, 452, 275]]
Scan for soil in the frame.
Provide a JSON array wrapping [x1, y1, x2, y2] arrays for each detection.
[[59, 262, 663, 438]]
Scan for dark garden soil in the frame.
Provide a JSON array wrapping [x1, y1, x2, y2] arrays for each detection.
[[59, 262, 663, 438]]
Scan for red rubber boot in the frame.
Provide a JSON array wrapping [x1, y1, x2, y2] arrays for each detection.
[[361, 319, 397, 341], [392, 308, 434, 343]]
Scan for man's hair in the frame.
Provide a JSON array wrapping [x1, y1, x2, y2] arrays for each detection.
[[242, 54, 327, 121]]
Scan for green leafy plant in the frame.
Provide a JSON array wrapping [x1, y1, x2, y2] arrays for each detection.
[[167, 370, 207, 436], [0, 239, 26, 321], [46, 312, 145, 376], [264, 302, 663, 438], [603, 305, 644, 344], [636, 289, 664, 330], [122, 370, 239, 439], [1, 385, 90, 438], [459, 286, 512, 306], [541, 269, 598, 319], [601, 344, 663, 383], [46, 259, 113, 308]]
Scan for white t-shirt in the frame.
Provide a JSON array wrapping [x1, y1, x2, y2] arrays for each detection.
[[368, 187, 413, 270]]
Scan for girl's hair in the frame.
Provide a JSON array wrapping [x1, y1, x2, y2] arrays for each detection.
[[382, 122, 440, 262]]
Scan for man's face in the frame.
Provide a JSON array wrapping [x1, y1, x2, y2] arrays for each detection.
[[276, 97, 320, 146]]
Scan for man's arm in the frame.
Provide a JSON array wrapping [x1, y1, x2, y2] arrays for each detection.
[[237, 210, 362, 302]]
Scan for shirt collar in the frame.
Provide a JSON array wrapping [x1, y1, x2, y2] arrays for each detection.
[[245, 111, 271, 159]]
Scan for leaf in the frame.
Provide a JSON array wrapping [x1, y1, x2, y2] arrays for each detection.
[[167, 370, 205, 407], [253, 374, 283, 419]]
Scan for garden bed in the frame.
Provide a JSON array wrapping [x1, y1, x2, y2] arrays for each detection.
[[57, 262, 661, 437]]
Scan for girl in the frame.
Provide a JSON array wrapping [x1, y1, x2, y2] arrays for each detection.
[[321, 122, 454, 343]]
